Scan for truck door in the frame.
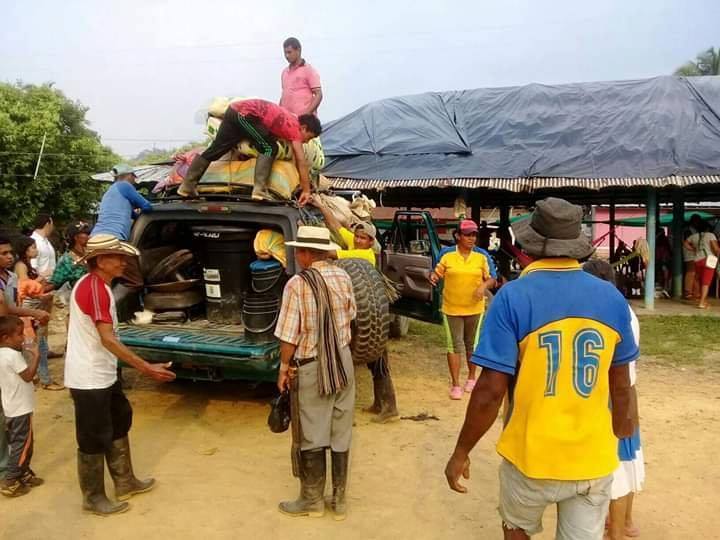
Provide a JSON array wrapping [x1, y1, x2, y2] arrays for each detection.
[[380, 211, 442, 323]]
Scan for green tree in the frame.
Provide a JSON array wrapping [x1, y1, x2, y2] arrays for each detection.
[[130, 141, 206, 166], [675, 46, 720, 76], [0, 82, 119, 228]]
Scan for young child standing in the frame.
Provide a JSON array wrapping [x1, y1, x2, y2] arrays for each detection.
[[0, 315, 43, 497]]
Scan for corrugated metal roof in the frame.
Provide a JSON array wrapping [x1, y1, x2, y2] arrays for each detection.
[[328, 175, 720, 192], [92, 164, 173, 184]]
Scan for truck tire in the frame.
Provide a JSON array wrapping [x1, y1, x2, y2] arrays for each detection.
[[389, 314, 410, 338], [334, 259, 390, 365]]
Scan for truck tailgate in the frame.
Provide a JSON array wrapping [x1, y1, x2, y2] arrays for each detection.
[[119, 323, 277, 357]]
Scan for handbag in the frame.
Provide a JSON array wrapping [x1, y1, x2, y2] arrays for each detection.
[[267, 391, 291, 433], [702, 233, 718, 269]]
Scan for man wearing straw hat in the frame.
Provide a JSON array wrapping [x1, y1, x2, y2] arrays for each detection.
[[275, 226, 357, 521], [65, 234, 175, 516], [444, 198, 638, 539]]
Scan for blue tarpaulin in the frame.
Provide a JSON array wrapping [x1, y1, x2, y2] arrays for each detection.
[[321, 76, 720, 182]]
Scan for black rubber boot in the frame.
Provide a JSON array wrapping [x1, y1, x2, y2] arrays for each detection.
[[362, 371, 382, 414], [251, 154, 274, 201], [106, 436, 155, 501], [372, 374, 400, 424], [78, 451, 129, 516], [278, 449, 326, 517], [178, 155, 210, 197], [329, 451, 349, 521]]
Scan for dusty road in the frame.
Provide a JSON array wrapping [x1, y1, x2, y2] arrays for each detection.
[[1, 319, 718, 540]]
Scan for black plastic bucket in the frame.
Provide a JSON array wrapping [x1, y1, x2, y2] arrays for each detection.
[[243, 293, 280, 342], [192, 226, 255, 324], [251, 265, 285, 295]]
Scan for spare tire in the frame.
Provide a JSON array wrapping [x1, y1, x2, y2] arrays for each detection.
[[334, 259, 390, 365], [147, 249, 194, 284]]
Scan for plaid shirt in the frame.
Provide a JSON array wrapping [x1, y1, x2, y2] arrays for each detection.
[[274, 261, 356, 359], [49, 252, 88, 289]]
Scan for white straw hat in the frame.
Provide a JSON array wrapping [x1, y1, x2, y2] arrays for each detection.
[[285, 226, 341, 251]]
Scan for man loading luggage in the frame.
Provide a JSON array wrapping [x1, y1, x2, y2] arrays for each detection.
[[310, 196, 399, 423], [178, 99, 322, 205], [309, 196, 377, 265]]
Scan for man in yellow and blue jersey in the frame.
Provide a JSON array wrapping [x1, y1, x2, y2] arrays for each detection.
[[445, 198, 638, 540]]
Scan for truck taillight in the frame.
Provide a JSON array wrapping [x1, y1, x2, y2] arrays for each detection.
[[198, 205, 231, 213]]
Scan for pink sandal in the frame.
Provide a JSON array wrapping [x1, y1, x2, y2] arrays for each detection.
[[449, 386, 463, 400]]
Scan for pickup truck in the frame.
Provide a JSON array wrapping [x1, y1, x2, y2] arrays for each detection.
[[115, 197, 445, 382]]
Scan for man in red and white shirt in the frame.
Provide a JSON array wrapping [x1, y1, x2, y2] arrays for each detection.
[[65, 234, 175, 516], [280, 37, 323, 116], [178, 99, 322, 204]]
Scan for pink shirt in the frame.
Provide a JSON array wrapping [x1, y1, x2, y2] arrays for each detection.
[[280, 61, 321, 116]]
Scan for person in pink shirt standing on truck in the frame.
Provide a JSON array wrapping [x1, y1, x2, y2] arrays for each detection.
[[280, 37, 323, 116]]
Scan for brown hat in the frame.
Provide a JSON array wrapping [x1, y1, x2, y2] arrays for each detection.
[[512, 198, 594, 259], [79, 234, 140, 262]]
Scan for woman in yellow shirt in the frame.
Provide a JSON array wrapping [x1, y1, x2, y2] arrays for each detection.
[[430, 220, 495, 400]]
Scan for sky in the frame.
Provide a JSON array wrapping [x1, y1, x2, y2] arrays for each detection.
[[1, 0, 718, 159]]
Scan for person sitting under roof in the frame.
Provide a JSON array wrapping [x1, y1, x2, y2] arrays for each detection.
[[309, 196, 376, 266]]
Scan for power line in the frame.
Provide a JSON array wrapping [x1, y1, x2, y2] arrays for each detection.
[[0, 152, 111, 157], [1, 172, 97, 177], [10, 134, 196, 143]]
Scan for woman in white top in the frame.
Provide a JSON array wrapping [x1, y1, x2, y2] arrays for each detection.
[[683, 217, 719, 309], [583, 260, 644, 540]]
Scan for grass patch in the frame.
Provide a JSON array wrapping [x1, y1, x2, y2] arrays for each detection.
[[405, 316, 720, 368], [637, 315, 720, 366], [407, 319, 445, 348]]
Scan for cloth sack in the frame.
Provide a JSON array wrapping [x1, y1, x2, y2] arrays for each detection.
[[253, 229, 287, 268], [198, 157, 300, 200]]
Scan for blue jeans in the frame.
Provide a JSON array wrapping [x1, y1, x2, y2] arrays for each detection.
[[37, 336, 50, 385], [0, 401, 8, 475]]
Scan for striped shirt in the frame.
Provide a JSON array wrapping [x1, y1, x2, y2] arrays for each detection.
[[274, 261, 356, 359]]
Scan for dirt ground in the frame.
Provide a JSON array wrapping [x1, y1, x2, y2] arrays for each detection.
[[1, 315, 718, 540]]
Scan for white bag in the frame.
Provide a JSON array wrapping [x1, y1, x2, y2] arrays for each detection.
[[705, 254, 718, 269]]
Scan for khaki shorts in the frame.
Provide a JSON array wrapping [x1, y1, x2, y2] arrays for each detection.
[[499, 459, 611, 540]]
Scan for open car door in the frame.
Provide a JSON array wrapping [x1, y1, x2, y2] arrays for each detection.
[[380, 211, 442, 323]]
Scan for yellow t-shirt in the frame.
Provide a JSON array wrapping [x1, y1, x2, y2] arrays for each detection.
[[434, 250, 490, 316], [337, 227, 376, 266]]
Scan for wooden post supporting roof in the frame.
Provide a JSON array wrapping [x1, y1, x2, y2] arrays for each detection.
[[609, 201, 616, 262], [672, 190, 685, 298], [644, 189, 657, 309], [499, 205, 511, 278]]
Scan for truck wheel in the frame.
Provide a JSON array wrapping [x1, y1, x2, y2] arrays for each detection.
[[389, 314, 410, 338], [334, 259, 390, 365]]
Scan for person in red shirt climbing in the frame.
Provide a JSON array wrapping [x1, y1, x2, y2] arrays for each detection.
[[178, 99, 321, 205]]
